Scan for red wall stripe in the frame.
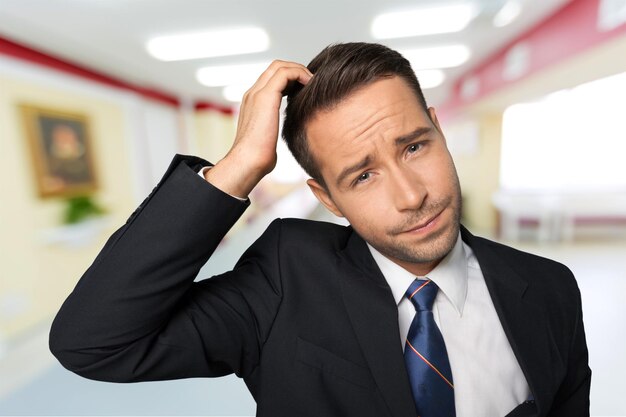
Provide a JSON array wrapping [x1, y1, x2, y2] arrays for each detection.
[[0, 36, 234, 115], [439, 0, 626, 119], [195, 101, 235, 115]]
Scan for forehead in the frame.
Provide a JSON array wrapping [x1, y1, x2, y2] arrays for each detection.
[[305, 76, 431, 172]]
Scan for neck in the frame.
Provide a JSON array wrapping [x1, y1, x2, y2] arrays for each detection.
[[385, 255, 444, 277]]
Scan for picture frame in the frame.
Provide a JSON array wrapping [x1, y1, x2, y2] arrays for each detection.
[[20, 105, 99, 198]]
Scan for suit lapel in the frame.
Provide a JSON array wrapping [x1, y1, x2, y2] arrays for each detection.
[[338, 229, 418, 417], [461, 226, 553, 416]]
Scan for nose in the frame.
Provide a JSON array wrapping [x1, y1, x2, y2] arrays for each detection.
[[388, 165, 427, 211]]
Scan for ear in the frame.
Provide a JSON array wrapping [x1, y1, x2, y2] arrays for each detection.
[[428, 107, 441, 132], [306, 179, 345, 218], [428, 107, 445, 138], [428, 107, 450, 147]]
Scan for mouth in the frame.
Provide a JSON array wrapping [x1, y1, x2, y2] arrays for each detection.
[[400, 208, 445, 235]]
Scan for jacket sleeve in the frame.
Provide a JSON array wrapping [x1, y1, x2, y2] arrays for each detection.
[[548, 278, 592, 416], [48, 154, 284, 382]]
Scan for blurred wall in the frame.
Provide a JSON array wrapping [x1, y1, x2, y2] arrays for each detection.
[[193, 109, 236, 164], [0, 57, 237, 350], [445, 31, 626, 237], [449, 113, 503, 233], [0, 73, 135, 343]]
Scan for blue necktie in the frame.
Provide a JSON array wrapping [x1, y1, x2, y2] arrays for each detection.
[[404, 279, 456, 417]]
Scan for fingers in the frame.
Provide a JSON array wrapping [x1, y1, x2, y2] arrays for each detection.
[[237, 60, 312, 132], [262, 66, 313, 97], [243, 60, 312, 102], [253, 60, 313, 92]]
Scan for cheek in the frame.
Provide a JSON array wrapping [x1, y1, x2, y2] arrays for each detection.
[[336, 190, 392, 230], [419, 153, 457, 191]]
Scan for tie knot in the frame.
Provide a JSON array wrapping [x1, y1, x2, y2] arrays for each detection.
[[405, 279, 438, 311]]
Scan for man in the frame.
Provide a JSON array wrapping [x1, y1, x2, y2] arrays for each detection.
[[49, 43, 591, 417]]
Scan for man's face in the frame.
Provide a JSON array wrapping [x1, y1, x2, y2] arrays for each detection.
[[306, 76, 462, 275]]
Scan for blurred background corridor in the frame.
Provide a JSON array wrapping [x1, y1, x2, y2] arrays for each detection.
[[0, 0, 625, 415]]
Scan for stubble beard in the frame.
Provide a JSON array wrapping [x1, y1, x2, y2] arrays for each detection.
[[366, 176, 462, 266]]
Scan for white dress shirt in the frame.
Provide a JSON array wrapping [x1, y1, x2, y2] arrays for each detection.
[[367, 234, 531, 417], [198, 166, 211, 178]]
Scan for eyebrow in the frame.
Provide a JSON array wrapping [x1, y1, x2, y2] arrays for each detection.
[[336, 155, 373, 187], [395, 126, 433, 146], [335, 127, 433, 187]]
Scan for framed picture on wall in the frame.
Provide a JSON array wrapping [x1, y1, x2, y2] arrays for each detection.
[[20, 105, 99, 198]]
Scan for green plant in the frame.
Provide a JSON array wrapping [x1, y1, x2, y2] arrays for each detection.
[[62, 195, 107, 224]]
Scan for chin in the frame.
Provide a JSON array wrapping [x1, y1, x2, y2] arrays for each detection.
[[379, 220, 459, 265]]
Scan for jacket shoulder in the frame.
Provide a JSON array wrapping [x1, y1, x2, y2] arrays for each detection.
[[479, 235, 573, 273], [470, 233, 581, 301], [272, 218, 351, 249]]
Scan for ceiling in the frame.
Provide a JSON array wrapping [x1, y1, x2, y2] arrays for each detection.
[[0, 0, 571, 107]]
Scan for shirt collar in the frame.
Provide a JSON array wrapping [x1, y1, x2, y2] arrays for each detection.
[[366, 233, 468, 316]]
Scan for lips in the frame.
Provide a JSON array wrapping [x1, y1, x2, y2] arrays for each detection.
[[401, 209, 444, 234]]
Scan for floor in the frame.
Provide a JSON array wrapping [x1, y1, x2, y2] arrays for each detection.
[[1, 210, 624, 416]]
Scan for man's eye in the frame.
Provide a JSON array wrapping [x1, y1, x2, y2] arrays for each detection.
[[407, 143, 423, 154], [356, 172, 371, 183]]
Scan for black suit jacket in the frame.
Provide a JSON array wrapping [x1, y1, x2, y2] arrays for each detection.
[[49, 154, 591, 417]]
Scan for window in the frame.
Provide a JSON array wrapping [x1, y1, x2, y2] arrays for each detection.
[[500, 72, 626, 191]]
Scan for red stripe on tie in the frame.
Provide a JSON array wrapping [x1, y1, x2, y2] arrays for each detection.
[[409, 279, 431, 300], [406, 339, 454, 389]]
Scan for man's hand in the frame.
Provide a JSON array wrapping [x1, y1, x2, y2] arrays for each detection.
[[204, 60, 313, 199]]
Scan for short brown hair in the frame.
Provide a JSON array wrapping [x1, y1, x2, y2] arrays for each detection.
[[282, 42, 429, 188]]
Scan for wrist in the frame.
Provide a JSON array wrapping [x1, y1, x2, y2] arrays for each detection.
[[203, 156, 267, 199]]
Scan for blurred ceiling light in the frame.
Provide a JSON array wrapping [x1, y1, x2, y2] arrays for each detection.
[[493, 0, 522, 27], [197, 62, 270, 87], [146, 27, 269, 61], [400, 45, 471, 70], [415, 69, 446, 89], [371, 3, 478, 39], [223, 84, 250, 102]]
